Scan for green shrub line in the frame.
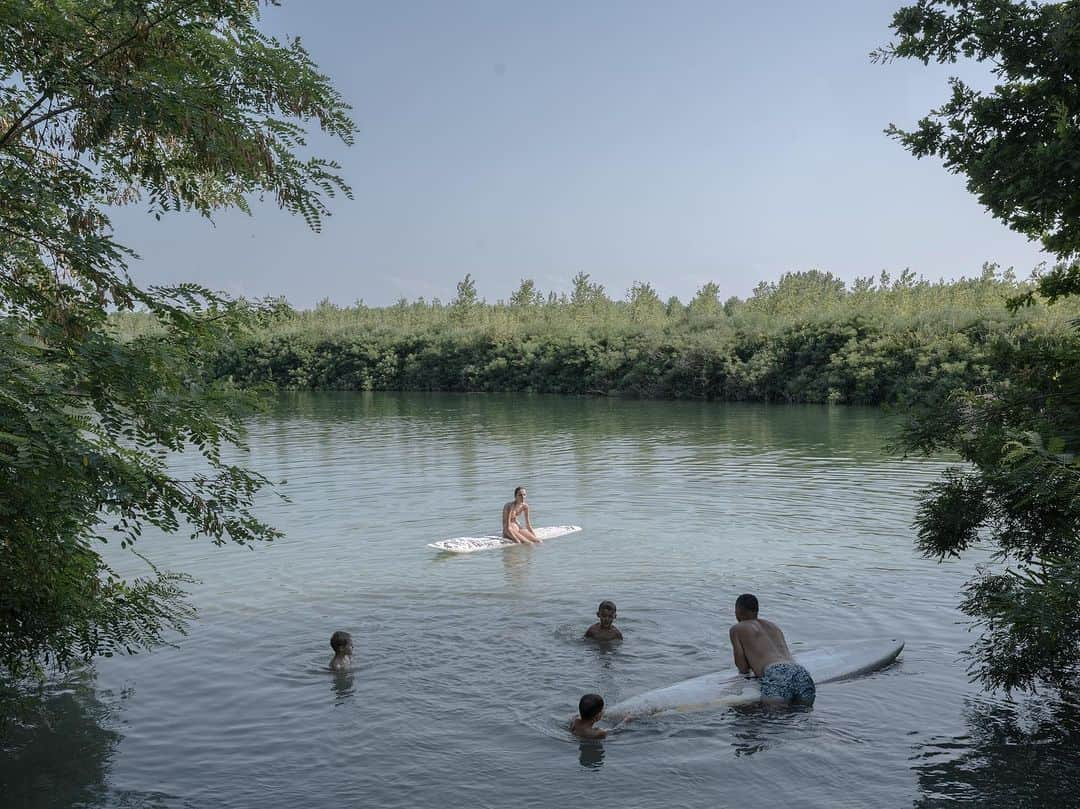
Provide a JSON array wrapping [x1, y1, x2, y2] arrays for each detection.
[[121, 268, 1080, 406]]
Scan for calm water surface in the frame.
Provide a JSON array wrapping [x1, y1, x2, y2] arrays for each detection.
[[4, 393, 1080, 808]]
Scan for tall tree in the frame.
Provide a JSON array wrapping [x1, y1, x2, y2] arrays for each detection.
[[880, 0, 1080, 690], [0, 0, 354, 677], [451, 273, 480, 322], [509, 278, 543, 308]]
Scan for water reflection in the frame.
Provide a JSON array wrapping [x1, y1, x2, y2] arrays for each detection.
[[586, 638, 622, 673], [501, 546, 532, 588], [913, 694, 1080, 807], [0, 672, 117, 809], [578, 740, 605, 769], [331, 671, 355, 704], [266, 391, 899, 462], [727, 704, 816, 758], [730, 709, 773, 758]]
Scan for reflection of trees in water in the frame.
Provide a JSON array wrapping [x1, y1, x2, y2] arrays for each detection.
[[0, 670, 118, 809], [0, 672, 174, 809], [268, 391, 894, 461], [913, 695, 1080, 808]]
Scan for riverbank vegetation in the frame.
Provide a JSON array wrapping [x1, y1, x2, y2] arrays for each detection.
[[113, 266, 1079, 410]]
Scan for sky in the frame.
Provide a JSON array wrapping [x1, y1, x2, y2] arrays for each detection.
[[111, 0, 1050, 308]]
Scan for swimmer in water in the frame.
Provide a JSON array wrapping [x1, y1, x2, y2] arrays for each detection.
[[502, 486, 541, 545], [584, 600, 623, 641], [329, 630, 353, 671], [570, 693, 607, 739], [728, 593, 816, 706]]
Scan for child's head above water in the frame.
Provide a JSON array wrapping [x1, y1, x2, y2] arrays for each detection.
[[597, 600, 617, 625], [330, 630, 353, 655], [578, 693, 604, 722]]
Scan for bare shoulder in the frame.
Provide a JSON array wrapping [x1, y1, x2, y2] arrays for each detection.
[[760, 618, 786, 636], [570, 719, 606, 739]]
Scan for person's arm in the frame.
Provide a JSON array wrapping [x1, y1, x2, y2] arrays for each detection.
[[729, 625, 751, 675], [523, 503, 534, 531], [584, 624, 596, 639], [613, 627, 624, 640], [502, 503, 511, 534]]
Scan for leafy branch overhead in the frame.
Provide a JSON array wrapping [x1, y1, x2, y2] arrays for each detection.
[[876, 0, 1080, 301], [882, 0, 1080, 692], [0, 0, 354, 677]]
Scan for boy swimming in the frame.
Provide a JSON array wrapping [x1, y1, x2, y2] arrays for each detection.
[[570, 693, 607, 739], [584, 600, 623, 641], [728, 593, 815, 706], [502, 486, 541, 545], [329, 630, 353, 671]]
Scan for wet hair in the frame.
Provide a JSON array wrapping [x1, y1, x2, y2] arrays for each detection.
[[514, 486, 525, 497], [735, 593, 759, 615], [330, 630, 352, 652], [598, 600, 616, 613], [578, 693, 604, 720]]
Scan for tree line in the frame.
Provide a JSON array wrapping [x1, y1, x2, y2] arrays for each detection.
[[124, 266, 1077, 412]]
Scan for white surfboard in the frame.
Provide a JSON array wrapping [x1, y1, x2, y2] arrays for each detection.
[[607, 637, 904, 718], [428, 525, 582, 553]]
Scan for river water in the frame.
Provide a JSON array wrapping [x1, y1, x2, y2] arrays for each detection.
[[4, 392, 1079, 808]]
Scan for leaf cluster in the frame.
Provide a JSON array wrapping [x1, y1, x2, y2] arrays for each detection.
[[883, 1, 1080, 692], [0, 1, 353, 677]]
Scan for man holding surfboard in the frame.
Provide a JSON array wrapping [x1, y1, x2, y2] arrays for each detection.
[[502, 486, 541, 545], [729, 593, 816, 706]]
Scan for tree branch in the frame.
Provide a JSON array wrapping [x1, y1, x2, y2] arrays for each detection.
[[0, 0, 206, 149]]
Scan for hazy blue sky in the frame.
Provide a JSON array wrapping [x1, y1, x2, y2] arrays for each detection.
[[113, 0, 1049, 308]]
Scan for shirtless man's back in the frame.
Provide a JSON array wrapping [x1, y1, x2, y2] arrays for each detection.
[[729, 593, 816, 706], [729, 615, 792, 676]]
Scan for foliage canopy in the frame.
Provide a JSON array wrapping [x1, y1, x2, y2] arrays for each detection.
[[0, 0, 353, 676], [882, 0, 1080, 691]]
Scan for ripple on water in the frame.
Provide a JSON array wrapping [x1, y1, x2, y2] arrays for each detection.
[[5, 393, 1072, 809]]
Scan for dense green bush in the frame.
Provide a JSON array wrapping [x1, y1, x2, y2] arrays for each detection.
[[120, 267, 1080, 407]]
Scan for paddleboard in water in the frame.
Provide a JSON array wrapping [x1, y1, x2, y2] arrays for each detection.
[[607, 637, 904, 718], [428, 525, 582, 553]]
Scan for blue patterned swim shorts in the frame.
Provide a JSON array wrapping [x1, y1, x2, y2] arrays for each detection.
[[760, 662, 816, 705]]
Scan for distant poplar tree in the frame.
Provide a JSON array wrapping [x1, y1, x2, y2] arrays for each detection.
[[451, 273, 480, 322], [510, 278, 543, 307]]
